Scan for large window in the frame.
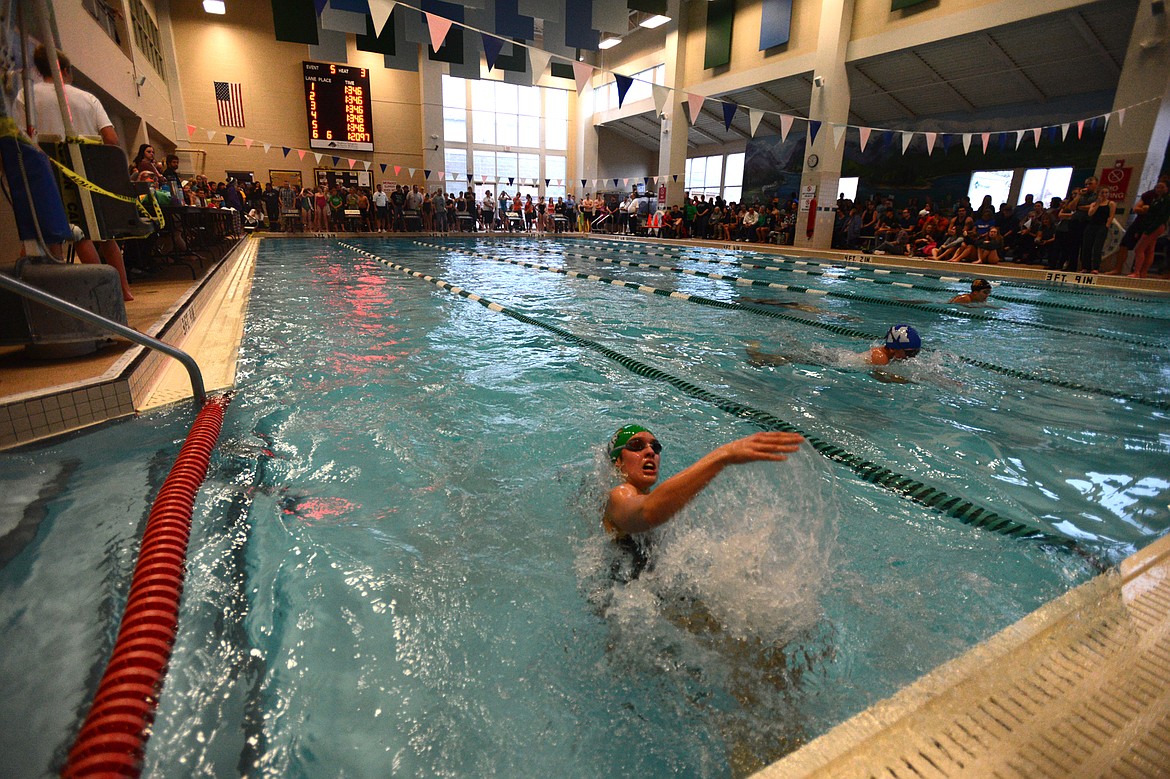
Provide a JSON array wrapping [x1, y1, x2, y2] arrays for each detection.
[[594, 65, 664, 113], [442, 75, 571, 198], [685, 151, 744, 202]]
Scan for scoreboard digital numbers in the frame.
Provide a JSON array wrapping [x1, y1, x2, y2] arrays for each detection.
[[303, 61, 374, 152]]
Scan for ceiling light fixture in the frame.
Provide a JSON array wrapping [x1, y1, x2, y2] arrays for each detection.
[[598, 35, 622, 50], [203, 0, 226, 13], [638, 14, 671, 29]]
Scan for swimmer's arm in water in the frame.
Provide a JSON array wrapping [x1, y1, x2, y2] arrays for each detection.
[[869, 369, 912, 384], [745, 341, 791, 366], [603, 432, 804, 535]]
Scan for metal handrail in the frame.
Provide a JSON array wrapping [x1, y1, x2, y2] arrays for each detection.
[[0, 271, 206, 406]]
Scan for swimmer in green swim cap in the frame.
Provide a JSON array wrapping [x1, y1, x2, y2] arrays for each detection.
[[603, 425, 804, 537]]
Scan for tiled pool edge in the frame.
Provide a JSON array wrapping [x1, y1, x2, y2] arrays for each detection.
[[0, 238, 250, 450]]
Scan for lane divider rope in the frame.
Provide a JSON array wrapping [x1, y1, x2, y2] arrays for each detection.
[[566, 235, 1164, 305], [344, 240, 1104, 568], [524, 242, 1166, 346], [545, 238, 1170, 323], [63, 394, 231, 778], [413, 240, 1170, 412]]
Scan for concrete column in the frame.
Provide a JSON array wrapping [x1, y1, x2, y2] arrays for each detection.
[[1093, 0, 1170, 214], [657, 0, 689, 207], [794, 0, 855, 250], [575, 81, 599, 194], [418, 54, 446, 188]]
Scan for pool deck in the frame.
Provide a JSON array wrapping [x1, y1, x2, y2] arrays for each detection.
[[2, 232, 1169, 777]]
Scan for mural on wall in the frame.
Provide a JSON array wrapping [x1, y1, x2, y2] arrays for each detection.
[[741, 132, 805, 205]]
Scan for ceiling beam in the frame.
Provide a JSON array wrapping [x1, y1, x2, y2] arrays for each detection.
[[1066, 11, 1121, 78], [979, 32, 1048, 103], [907, 50, 977, 112], [849, 66, 917, 121]]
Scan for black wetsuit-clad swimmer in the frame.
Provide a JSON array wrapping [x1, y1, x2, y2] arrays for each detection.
[[602, 425, 805, 581]]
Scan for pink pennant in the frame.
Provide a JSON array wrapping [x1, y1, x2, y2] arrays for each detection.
[[779, 114, 794, 141], [186, 124, 196, 136], [298, 149, 306, 161], [426, 13, 453, 52], [924, 132, 937, 155], [1077, 120, 1085, 139], [980, 133, 991, 153], [394, 165, 401, 176], [244, 138, 254, 149], [572, 62, 593, 96], [686, 93, 705, 124], [858, 126, 872, 153], [348, 158, 356, 169]]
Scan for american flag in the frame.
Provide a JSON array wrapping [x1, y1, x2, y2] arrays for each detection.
[[214, 81, 245, 128]]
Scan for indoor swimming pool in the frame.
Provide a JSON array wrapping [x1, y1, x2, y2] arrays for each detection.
[[2, 236, 1168, 778]]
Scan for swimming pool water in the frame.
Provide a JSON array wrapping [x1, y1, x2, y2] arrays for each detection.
[[2, 236, 1167, 777]]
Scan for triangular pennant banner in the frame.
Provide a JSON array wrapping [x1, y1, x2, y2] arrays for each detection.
[[380, 163, 388, 173], [858, 126, 872, 153], [1015, 130, 1025, 150], [225, 134, 236, 145], [722, 101, 737, 130], [368, 0, 396, 37], [244, 138, 254, 149], [613, 179, 618, 187], [832, 123, 847, 149], [528, 48, 552, 79], [425, 169, 431, 179], [1077, 120, 1085, 139], [186, 124, 196, 136], [614, 74, 633, 108], [331, 156, 340, 166], [482, 34, 505, 71], [206, 130, 216, 141], [581, 179, 587, 188], [809, 120, 822, 145], [467, 173, 473, 182], [1061, 123, 1070, 140], [314, 153, 322, 164], [263, 143, 271, 153], [749, 108, 764, 137], [980, 133, 991, 153], [348, 158, 356, 169], [283, 147, 292, 157], [900, 131, 913, 154], [395, 166, 402, 176], [408, 168, 415, 178], [545, 178, 551, 186], [924, 132, 937, 155], [508, 177, 514, 185], [363, 161, 371, 171], [962, 133, 972, 154], [426, 13, 453, 52], [652, 85, 669, 117], [686, 93, 705, 124], [1031, 128, 1041, 147], [779, 114, 794, 142], [298, 149, 306, 161], [572, 61, 593, 95], [1118, 108, 1126, 127]]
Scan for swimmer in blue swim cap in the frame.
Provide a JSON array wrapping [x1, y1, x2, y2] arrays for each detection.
[[869, 324, 921, 365], [603, 425, 804, 538]]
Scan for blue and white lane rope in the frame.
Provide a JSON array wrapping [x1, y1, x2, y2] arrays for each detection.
[[563, 235, 1165, 304], [342, 240, 1108, 568], [413, 240, 1170, 413]]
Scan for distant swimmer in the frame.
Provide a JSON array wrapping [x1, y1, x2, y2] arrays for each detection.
[[741, 297, 863, 322], [746, 324, 922, 384], [949, 278, 992, 306], [603, 425, 804, 580]]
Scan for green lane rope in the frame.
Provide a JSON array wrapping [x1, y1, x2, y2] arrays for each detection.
[[528, 239, 1170, 335], [340, 240, 1103, 568], [546, 238, 1170, 323], [414, 239, 1170, 412], [565, 235, 1166, 305]]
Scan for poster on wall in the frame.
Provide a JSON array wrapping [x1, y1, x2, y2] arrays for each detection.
[[270, 170, 304, 189], [315, 169, 372, 190]]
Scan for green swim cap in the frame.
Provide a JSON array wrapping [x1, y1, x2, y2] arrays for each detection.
[[609, 424, 650, 461]]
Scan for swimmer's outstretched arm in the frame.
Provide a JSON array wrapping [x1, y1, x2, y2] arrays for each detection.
[[603, 432, 804, 535]]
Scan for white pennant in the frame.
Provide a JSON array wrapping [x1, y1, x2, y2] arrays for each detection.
[[901, 131, 913, 155], [1015, 130, 1025, 150], [652, 85, 670, 118], [1061, 123, 1070, 140], [363, 161, 371, 171], [749, 109, 764, 137], [832, 123, 847, 149], [314, 153, 323, 164], [206, 130, 216, 141], [368, 0, 396, 37], [1031, 128, 1041, 147], [263, 143, 271, 153], [686, 93, 705, 125], [409, 168, 416, 177], [528, 48, 552, 80], [962, 133, 972, 154], [1118, 108, 1126, 127]]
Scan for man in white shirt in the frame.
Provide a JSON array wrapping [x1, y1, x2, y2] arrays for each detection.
[[372, 184, 389, 231], [14, 45, 133, 300]]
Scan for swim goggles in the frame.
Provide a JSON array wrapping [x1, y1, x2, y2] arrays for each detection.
[[622, 438, 662, 455]]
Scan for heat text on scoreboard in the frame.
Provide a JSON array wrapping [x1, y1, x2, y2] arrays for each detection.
[[303, 61, 374, 152]]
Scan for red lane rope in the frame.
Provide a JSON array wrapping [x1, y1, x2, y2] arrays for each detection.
[[63, 395, 231, 778]]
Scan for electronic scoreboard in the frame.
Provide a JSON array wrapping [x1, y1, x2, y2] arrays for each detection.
[[303, 61, 374, 152]]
